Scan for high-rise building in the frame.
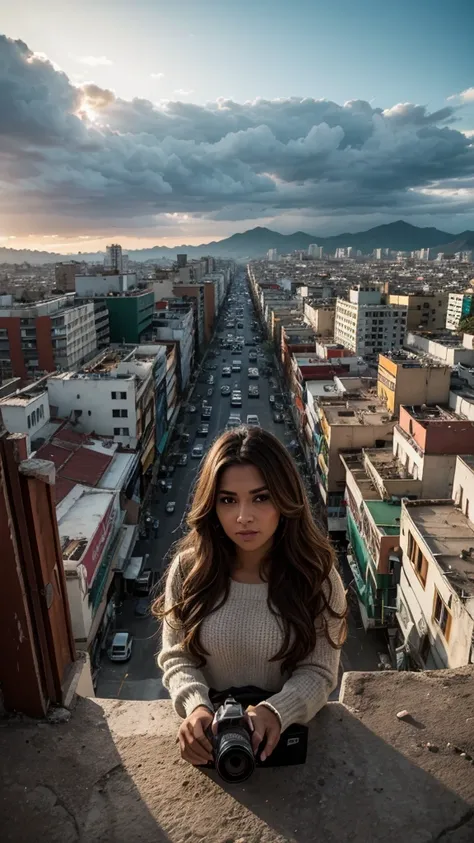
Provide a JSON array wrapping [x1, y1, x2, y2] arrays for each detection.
[[308, 244, 323, 259], [334, 286, 407, 357], [446, 292, 474, 330], [105, 243, 128, 273], [55, 262, 81, 292], [176, 254, 187, 268], [374, 248, 383, 260], [267, 249, 278, 261]]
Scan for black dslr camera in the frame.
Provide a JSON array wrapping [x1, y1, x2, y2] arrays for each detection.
[[209, 695, 308, 784]]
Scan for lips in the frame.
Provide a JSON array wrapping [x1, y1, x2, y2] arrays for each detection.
[[237, 530, 258, 537]]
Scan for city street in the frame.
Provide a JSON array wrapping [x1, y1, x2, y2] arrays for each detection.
[[96, 273, 383, 701]]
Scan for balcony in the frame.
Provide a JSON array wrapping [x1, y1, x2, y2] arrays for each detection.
[[1, 668, 473, 842]]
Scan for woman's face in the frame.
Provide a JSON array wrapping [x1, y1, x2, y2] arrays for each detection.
[[215, 463, 280, 553]]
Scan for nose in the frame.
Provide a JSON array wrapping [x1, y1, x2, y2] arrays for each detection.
[[237, 504, 254, 524]]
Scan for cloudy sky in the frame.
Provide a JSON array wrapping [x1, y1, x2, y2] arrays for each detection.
[[1, 0, 474, 253]]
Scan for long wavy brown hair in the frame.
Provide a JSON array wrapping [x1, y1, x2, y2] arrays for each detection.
[[153, 426, 347, 673]]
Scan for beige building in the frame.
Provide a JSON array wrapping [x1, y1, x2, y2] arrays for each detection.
[[388, 293, 448, 331], [377, 352, 451, 413], [303, 301, 335, 336]]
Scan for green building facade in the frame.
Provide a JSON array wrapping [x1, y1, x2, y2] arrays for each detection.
[[104, 292, 154, 343]]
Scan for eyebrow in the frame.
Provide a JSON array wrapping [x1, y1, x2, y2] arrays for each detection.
[[218, 486, 268, 495]]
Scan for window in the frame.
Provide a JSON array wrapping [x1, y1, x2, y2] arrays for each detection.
[[111, 391, 117, 399], [407, 532, 428, 587], [112, 409, 120, 418], [120, 409, 128, 418], [27, 415, 31, 429], [120, 391, 126, 399], [433, 589, 452, 641], [114, 427, 129, 436], [113, 427, 120, 435], [121, 427, 129, 435]]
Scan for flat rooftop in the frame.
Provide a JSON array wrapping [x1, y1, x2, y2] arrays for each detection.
[[321, 399, 392, 426], [405, 405, 462, 425], [405, 501, 474, 598], [379, 351, 447, 369]]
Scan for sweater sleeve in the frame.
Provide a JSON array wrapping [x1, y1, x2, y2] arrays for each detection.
[[157, 555, 213, 719], [259, 566, 347, 732]]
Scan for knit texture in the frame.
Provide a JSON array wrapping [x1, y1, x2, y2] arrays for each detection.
[[158, 555, 347, 732]]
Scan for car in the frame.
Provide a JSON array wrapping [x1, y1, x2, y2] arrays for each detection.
[[222, 366, 231, 377], [201, 407, 212, 420], [159, 479, 168, 492], [158, 464, 168, 477], [207, 376, 215, 385], [207, 388, 214, 397], [246, 414, 260, 427], [135, 568, 153, 595], [248, 386, 259, 398], [208, 364, 218, 371], [178, 454, 188, 466], [221, 385, 231, 396], [249, 351, 257, 361], [269, 395, 276, 404], [197, 423, 209, 436], [166, 464, 176, 476], [166, 501, 176, 514], [107, 631, 133, 662], [181, 432, 190, 444], [188, 404, 197, 414], [134, 598, 150, 617], [248, 368, 259, 379], [273, 412, 284, 423], [226, 417, 241, 430], [231, 393, 242, 407], [231, 361, 242, 372], [275, 402, 284, 412], [192, 444, 204, 458], [165, 479, 173, 491]]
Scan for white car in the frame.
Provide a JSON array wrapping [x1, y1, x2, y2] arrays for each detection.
[[246, 414, 260, 427], [231, 392, 242, 407], [166, 501, 176, 514], [192, 444, 204, 458], [107, 632, 133, 662]]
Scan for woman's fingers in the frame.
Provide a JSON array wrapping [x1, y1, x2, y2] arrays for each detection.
[[260, 722, 280, 762], [192, 718, 213, 754], [179, 722, 212, 764]]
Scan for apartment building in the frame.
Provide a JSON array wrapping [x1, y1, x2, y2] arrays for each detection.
[[0, 381, 49, 453], [75, 288, 154, 345], [446, 292, 474, 331], [303, 300, 335, 336], [334, 287, 407, 357], [388, 293, 448, 331], [47, 345, 166, 474], [55, 262, 82, 292], [406, 330, 474, 366], [377, 352, 451, 413], [75, 273, 138, 297], [151, 306, 194, 391], [393, 404, 474, 499], [0, 294, 97, 380], [397, 483, 474, 669]]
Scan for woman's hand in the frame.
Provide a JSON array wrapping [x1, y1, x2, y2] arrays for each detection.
[[245, 705, 281, 762], [177, 705, 214, 766]]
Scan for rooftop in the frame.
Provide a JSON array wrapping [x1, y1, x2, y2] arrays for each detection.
[[365, 499, 402, 535], [1, 668, 473, 842], [409, 330, 465, 347], [321, 399, 393, 426], [379, 350, 447, 369], [405, 501, 474, 599], [405, 404, 464, 425]]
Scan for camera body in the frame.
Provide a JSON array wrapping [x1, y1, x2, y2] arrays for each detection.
[[209, 694, 308, 784]]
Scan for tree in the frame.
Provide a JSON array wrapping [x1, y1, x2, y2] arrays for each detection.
[[458, 315, 474, 335]]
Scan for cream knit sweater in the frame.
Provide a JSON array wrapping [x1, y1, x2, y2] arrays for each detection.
[[158, 556, 347, 732]]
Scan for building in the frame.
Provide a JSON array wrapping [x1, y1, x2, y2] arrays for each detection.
[[377, 352, 451, 413], [393, 404, 474, 499], [172, 281, 221, 348], [267, 249, 278, 262], [75, 274, 138, 297], [397, 487, 474, 670], [303, 301, 335, 336], [0, 295, 97, 381], [151, 306, 194, 391], [55, 262, 82, 292], [102, 291, 154, 344], [176, 254, 187, 268], [47, 345, 166, 477], [308, 244, 323, 259], [0, 381, 49, 454], [388, 293, 448, 332], [374, 248, 383, 260], [446, 292, 474, 331], [334, 286, 407, 357], [406, 330, 474, 367], [105, 244, 128, 273]]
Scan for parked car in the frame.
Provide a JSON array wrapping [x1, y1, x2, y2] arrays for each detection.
[[107, 632, 133, 662], [134, 598, 150, 618], [197, 423, 209, 436], [231, 392, 242, 407], [248, 386, 259, 398], [222, 366, 231, 377], [207, 375, 215, 385], [275, 402, 284, 412], [178, 454, 188, 466], [269, 395, 275, 404], [202, 406, 212, 419], [166, 501, 176, 514], [221, 385, 231, 396], [165, 479, 173, 491], [192, 444, 204, 458], [135, 568, 153, 595], [207, 388, 214, 397], [188, 404, 197, 414], [159, 479, 168, 492], [273, 412, 284, 423]]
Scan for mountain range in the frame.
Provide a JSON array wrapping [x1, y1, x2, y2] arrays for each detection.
[[1, 220, 474, 265]]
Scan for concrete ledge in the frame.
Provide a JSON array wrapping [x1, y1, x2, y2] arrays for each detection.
[[0, 667, 473, 842]]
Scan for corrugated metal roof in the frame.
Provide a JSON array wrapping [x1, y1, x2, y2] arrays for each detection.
[[60, 446, 113, 487], [35, 443, 72, 470], [55, 427, 90, 446], [54, 477, 76, 505]]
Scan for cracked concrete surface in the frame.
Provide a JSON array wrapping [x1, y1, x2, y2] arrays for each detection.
[[0, 667, 473, 842]]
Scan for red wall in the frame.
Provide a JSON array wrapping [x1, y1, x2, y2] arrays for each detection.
[[36, 316, 55, 372], [399, 405, 474, 454], [299, 363, 350, 380], [0, 316, 26, 378]]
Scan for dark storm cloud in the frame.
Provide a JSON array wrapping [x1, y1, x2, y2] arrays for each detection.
[[1, 34, 474, 231]]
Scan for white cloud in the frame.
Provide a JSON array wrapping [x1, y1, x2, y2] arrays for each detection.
[[76, 55, 113, 67], [150, 72, 165, 79], [173, 88, 194, 97], [448, 87, 474, 103]]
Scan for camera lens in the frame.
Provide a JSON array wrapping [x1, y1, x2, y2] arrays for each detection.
[[215, 730, 255, 783]]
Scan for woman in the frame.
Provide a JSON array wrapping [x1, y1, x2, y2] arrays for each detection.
[[155, 427, 347, 767]]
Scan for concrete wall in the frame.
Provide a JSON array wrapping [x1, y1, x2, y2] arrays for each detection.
[[393, 427, 457, 497], [388, 294, 448, 331], [452, 456, 474, 517], [378, 355, 451, 414], [325, 419, 395, 491], [399, 507, 474, 668], [47, 376, 137, 444], [399, 406, 474, 455], [66, 573, 93, 642], [406, 332, 474, 366], [0, 392, 49, 440]]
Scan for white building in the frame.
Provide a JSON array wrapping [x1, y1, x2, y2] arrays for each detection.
[[152, 307, 194, 389], [0, 384, 49, 454], [105, 243, 128, 273], [308, 244, 323, 259], [374, 248, 383, 260], [267, 249, 278, 262], [397, 478, 474, 670], [446, 292, 474, 331], [75, 274, 137, 297], [334, 286, 407, 356]]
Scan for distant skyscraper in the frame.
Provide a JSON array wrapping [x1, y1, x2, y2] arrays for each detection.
[[177, 254, 188, 268], [105, 243, 124, 273], [267, 249, 278, 261], [374, 248, 383, 260], [418, 248, 430, 261], [308, 244, 323, 259]]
